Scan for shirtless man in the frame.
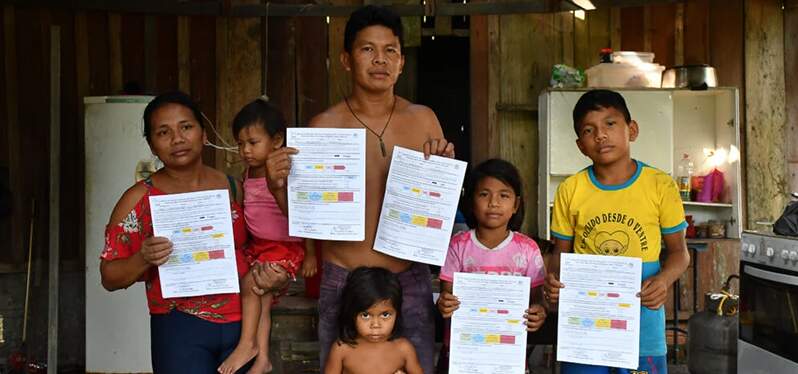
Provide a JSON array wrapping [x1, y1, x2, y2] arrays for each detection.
[[266, 5, 454, 373]]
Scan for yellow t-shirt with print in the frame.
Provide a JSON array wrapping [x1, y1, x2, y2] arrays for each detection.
[[550, 160, 686, 261], [550, 159, 686, 357]]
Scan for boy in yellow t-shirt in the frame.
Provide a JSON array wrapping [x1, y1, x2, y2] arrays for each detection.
[[544, 89, 690, 374]]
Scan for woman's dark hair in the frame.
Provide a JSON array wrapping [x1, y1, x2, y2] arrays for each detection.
[[142, 91, 204, 142], [572, 89, 632, 136], [337, 266, 403, 346], [463, 158, 525, 231], [344, 5, 403, 53], [232, 97, 287, 141]]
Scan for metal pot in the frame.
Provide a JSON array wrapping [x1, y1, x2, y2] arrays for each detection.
[[662, 64, 717, 90]]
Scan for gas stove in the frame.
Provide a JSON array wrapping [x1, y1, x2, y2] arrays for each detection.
[[740, 230, 798, 271], [739, 231, 798, 373]]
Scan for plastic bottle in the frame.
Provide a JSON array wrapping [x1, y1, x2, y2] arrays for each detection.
[[677, 153, 694, 201]]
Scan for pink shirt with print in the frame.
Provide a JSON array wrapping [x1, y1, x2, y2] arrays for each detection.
[[440, 230, 546, 288]]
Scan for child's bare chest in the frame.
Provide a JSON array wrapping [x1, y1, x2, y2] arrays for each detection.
[[343, 348, 404, 374]]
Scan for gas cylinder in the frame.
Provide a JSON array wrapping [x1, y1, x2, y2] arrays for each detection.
[[687, 275, 738, 374]]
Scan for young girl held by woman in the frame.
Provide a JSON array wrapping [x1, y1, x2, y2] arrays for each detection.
[[219, 97, 317, 374], [324, 267, 422, 374]]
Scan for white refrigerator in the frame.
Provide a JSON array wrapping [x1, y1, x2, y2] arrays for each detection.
[[84, 96, 156, 373]]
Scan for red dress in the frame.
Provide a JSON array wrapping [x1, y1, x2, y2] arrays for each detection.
[[101, 179, 249, 323]]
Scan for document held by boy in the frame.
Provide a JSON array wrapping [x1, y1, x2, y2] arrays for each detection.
[[556, 253, 642, 369]]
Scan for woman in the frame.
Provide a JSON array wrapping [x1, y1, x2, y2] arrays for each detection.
[[99, 91, 289, 373]]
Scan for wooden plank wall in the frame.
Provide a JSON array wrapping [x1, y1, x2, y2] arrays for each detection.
[[0, 2, 332, 270]]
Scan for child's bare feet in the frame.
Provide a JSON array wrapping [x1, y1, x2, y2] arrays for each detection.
[[218, 343, 258, 374], [246, 354, 273, 374]]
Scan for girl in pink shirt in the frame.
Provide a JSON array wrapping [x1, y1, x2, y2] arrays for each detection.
[[437, 159, 548, 368], [219, 97, 317, 374]]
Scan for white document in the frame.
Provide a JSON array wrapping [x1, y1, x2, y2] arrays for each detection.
[[373, 146, 467, 265], [556, 253, 643, 369], [150, 190, 240, 298], [286, 128, 366, 241], [450, 272, 531, 374]]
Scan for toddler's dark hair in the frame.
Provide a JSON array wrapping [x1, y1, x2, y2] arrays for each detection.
[[337, 266, 403, 346], [463, 158, 525, 231], [232, 97, 287, 142], [344, 5, 403, 53], [572, 89, 632, 136], [142, 91, 204, 142]]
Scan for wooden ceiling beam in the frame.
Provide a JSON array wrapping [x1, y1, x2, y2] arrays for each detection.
[[2, 0, 584, 16]]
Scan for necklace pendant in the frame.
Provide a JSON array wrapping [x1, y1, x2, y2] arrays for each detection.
[[379, 138, 387, 157]]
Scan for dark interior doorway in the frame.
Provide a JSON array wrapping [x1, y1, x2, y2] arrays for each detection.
[[417, 35, 470, 165]]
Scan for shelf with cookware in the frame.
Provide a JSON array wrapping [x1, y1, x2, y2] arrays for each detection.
[[537, 87, 743, 240]]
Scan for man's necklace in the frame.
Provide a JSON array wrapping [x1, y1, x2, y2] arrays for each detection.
[[344, 95, 396, 157]]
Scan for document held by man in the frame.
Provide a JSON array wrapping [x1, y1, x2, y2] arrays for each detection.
[[373, 146, 467, 265], [556, 253, 642, 369], [150, 189, 240, 298], [449, 272, 531, 374], [286, 128, 366, 241]]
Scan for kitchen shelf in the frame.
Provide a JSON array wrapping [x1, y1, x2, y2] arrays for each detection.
[[683, 201, 733, 208]]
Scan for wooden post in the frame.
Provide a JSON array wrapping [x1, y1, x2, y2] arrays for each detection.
[[745, 0, 788, 229], [47, 25, 60, 374]]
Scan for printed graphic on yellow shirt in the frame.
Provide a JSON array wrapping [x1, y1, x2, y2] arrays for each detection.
[[594, 231, 630, 256]]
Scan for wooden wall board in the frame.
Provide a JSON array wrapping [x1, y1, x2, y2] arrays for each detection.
[[587, 8, 610, 66], [296, 17, 328, 124], [469, 14, 489, 165], [267, 16, 297, 125], [189, 15, 218, 166], [683, 0, 709, 65], [620, 6, 644, 52], [744, 0, 787, 230], [86, 11, 109, 96], [121, 14, 145, 92], [498, 13, 558, 235], [108, 13, 122, 93], [155, 15, 178, 94], [177, 16, 190, 93], [216, 6, 261, 174], [573, 13, 589, 70], [647, 3, 675, 66]]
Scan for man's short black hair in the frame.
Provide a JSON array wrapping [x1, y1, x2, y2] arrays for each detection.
[[572, 89, 632, 136], [344, 5, 404, 53]]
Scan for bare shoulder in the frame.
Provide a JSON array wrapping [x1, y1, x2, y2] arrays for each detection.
[[400, 99, 439, 124], [393, 337, 416, 353], [108, 183, 148, 226], [398, 98, 443, 137], [309, 101, 350, 128]]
